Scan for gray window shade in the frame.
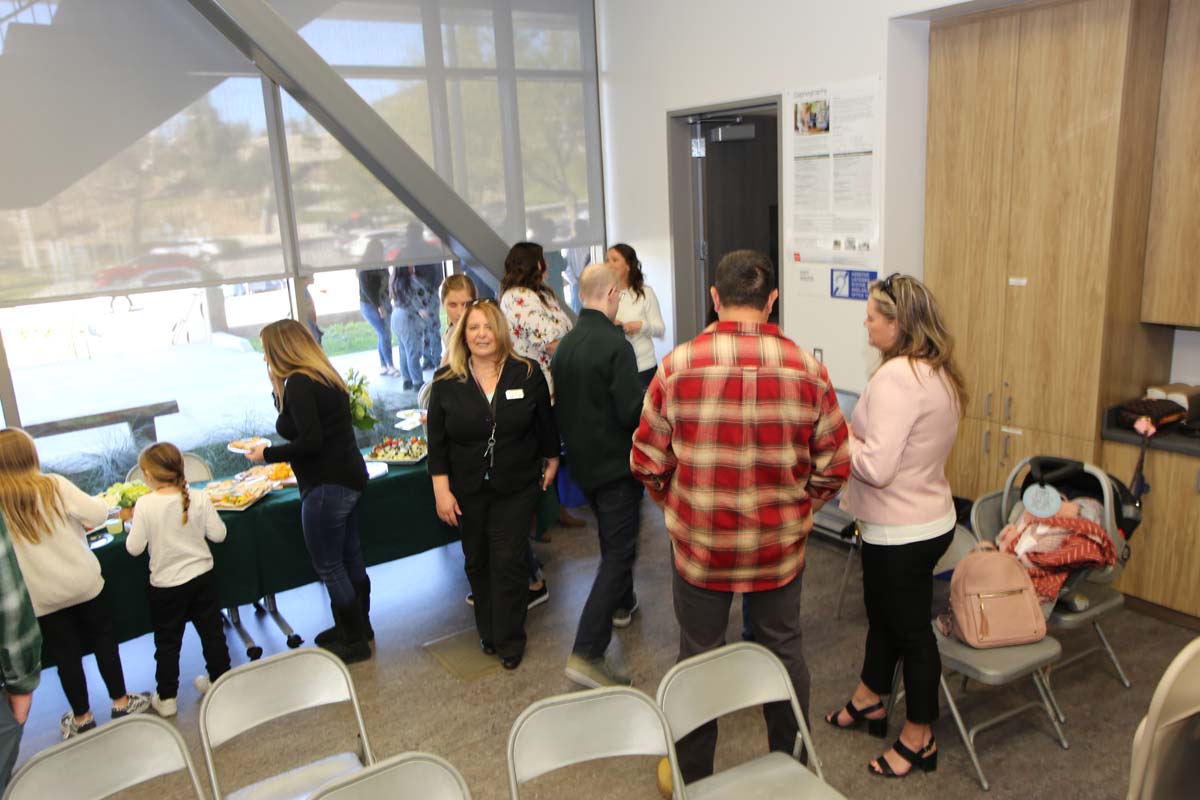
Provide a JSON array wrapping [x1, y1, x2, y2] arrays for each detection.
[[0, 0, 287, 305]]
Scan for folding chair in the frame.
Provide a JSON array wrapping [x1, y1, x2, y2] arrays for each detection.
[[309, 752, 472, 800], [931, 522, 1068, 791], [4, 714, 205, 800], [1127, 636, 1200, 800], [506, 686, 682, 799], [200, 648, 375, 799], [126, 451, 213, 483], [656, 642, 845, 799]]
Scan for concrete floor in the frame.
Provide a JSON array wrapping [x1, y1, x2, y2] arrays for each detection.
[[12, 496, 1194, 799]]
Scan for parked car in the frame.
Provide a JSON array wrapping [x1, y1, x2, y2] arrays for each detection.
[[149, 237, 241, 263], [93, 253, 217, 289]]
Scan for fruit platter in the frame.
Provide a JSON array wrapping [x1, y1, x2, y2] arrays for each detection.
[[365, 436, 427, 464], [204, 479, 272, 511], [235, 462, 297, 488]]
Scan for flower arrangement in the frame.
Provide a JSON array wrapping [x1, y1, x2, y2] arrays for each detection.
[[102, 480, 151, 510], [346, 368, 378, 431]]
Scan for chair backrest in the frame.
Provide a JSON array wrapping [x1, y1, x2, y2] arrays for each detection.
[[935, 524, 982, 576], [655, 642, 823, 781], [126, 452, 213, 484], [200, 649, 374, 797], [4, 714, 205, 800], [507, 686, 682, 798], [310, 752, 471, 800], [1128, 636, 1200, 800]]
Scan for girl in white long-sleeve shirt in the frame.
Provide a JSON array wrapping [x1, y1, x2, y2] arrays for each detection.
[[607, 243, 665, 388], [127, 442, 229, 718], [0, 428, 150, 739]]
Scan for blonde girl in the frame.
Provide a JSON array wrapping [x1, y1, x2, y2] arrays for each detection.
[[0, 428, 150, 738], [127, 442, 229, 718]]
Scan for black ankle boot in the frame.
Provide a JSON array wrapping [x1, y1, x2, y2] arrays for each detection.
[[314, 602, 340, 647], [322, 602, 371, 664], [353, 578, 374, 642]]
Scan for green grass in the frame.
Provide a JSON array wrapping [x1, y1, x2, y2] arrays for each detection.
[[247, 320, 377, 359]]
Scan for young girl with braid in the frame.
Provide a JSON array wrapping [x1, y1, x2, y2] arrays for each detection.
[[126, 443, 230, 718]]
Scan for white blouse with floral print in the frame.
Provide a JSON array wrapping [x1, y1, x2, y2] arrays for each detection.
[[500, 286, 572, 399]]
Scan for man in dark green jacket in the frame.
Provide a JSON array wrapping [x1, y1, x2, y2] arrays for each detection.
[[552, 262, 647, 688], [1, 515, 41, 793]]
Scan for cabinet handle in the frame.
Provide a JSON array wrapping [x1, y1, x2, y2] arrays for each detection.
[[985, 393, 993, 417], [1004, 397, 1012, 422], [1002, 434, 1010, 459], [1195, 468, 1200, 494], [983, 429, 990, 455]]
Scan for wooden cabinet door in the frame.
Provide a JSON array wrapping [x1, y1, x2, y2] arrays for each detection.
[[1141, 0, 1200, 326], [1107, 443, 1200, 616], [945, 417, 997, 500], [995, 426, 1097, 485], [1001, 0, 1130, 439], [924, 15, 1019, 421]]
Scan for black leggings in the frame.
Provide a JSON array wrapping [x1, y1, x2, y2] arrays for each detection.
[[38, 590, 128, 717], [860, 528, 954, 724]]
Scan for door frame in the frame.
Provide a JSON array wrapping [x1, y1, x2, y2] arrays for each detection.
[[666, 95, 782, 344]]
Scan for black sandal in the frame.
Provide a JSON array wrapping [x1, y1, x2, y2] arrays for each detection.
[[869, 735, 937, 778], [824, 699, 888, 738]]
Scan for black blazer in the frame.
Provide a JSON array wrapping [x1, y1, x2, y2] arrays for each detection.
[[265, 373, 368, 497], [427, 357, 560, 497]]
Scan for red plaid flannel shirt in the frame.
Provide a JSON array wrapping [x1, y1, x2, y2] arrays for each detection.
[[631, 321, 849, 592]]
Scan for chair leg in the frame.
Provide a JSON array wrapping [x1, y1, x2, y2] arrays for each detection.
[[834, 535, 860, 620], [1032, 669, 1070, 750], [941, 673, 989, 791], [1094, 621, 1132, 689], [1041, 668, 1067, 724]]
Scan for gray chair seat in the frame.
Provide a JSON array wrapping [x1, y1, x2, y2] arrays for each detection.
[[1048, 582, 1124, 629], [226, 752, 362, 800], [687, 752, 847, 799], [935, 627, 1061, 686]]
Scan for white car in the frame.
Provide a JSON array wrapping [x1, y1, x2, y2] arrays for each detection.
[[150, 237, 240, 262]]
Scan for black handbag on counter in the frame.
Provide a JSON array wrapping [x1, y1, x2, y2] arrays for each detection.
[[1116, 398, 1187, 430]]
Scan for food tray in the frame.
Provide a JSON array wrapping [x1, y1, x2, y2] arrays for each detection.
[[227, 437, 269, 455], [364, 454, 427, 465]]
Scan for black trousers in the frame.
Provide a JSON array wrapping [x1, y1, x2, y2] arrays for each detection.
[[571, 476, 642, 659], [148, 569, 231, 700], [458, 481, 540, 659], [37, 589, 127, 717], [860, 528, 955, 724], [672, 569, 810, 783]]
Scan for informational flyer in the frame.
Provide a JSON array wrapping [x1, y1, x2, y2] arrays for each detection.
[[784, 77, 880, 267]]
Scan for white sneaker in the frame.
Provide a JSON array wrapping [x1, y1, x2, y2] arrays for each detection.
[[151, 692, 177, 718], [194, 675, 212, 694]]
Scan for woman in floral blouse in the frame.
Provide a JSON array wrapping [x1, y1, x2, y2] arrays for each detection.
[[499, 242, 573, 400]]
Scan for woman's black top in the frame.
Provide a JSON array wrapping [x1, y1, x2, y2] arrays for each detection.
[[264, 373, 368, 497], [358, 269, 388, 306], [427, 357, 559, 497]]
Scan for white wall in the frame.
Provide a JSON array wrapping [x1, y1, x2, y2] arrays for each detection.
[[596, 0, 961, 392], [1171, 330, 1200, 383]]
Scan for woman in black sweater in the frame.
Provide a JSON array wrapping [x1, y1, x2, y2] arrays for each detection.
[[427, 300, 559, 670], [247, 319, 371, 663]]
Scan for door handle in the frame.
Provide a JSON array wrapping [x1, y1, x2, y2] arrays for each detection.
[[1002, 434, 1010, 459], [1195, 468, 1200, 494], [1004, 397, 1012, 422], [982, 429, 990, 455], [985, 393, 993, 418]]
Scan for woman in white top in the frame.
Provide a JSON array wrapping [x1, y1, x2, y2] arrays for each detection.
[[0, 428, 151, 739], [607, 243, 665, 388]]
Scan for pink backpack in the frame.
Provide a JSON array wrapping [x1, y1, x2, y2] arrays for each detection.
[[943, 542, 1046, 648]]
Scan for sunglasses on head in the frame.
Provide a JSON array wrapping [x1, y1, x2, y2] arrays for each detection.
[[467, 298, 498, 308], [879, 272, 901, 303]]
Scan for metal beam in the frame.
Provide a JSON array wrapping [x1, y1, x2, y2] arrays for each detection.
[[184, 0, 510, 281]]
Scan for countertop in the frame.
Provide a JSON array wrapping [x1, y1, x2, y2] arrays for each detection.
[[1101, 406, 1200, 458]]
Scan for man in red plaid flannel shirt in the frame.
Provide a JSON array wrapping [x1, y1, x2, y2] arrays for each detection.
[[631, 250, 849, 783]]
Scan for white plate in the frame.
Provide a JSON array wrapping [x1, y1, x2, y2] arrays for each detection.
[[227, 437, 270, 454], [366, 461, 388, 480]]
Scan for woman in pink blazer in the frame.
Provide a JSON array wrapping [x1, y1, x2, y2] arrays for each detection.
[[824, 273, 967, 780]]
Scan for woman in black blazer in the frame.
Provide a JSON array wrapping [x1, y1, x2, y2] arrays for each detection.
[[427, 299, 559, 670]]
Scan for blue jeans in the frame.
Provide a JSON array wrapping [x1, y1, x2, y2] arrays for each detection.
[[0, 692, 23, 795], [572, 476, 642, 659], [300, 484, 367, 607], [389, 307, 425, 385], [359, 300, 394, 368]]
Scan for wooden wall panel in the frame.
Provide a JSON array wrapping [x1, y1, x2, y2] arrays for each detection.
[[1141, 0, 1200, 326]]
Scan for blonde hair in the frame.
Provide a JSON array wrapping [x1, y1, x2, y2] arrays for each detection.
[[0, 428, 66, 544], [139, 442, 190, 525], [436, 300, 533, 383], [440, 273, 477, 303], [869, 274, 969, 415], [260, 319, 347, 404]]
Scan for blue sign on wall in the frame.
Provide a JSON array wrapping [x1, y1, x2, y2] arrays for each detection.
[[830, 268, 878, 300]]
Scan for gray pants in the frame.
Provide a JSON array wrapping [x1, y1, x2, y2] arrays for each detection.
[[671, 568, 810, 783], [0, 695, 25, 794]]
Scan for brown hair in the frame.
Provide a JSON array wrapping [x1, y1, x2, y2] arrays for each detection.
[[0, 428, 66, 544], [608, 243, 645, 300], [435, 300, 532, 383], [500, 242, 554, 305], [260, 319, 347, 405], [868, 274, 969, 415], [440, 273, 478, 303], [139, 442, 191, 525]]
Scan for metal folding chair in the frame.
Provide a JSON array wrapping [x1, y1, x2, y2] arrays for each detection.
[[309, 752, 471, 800]]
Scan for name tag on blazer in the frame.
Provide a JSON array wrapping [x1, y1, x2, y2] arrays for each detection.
[[505, 388, 525, 400]]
